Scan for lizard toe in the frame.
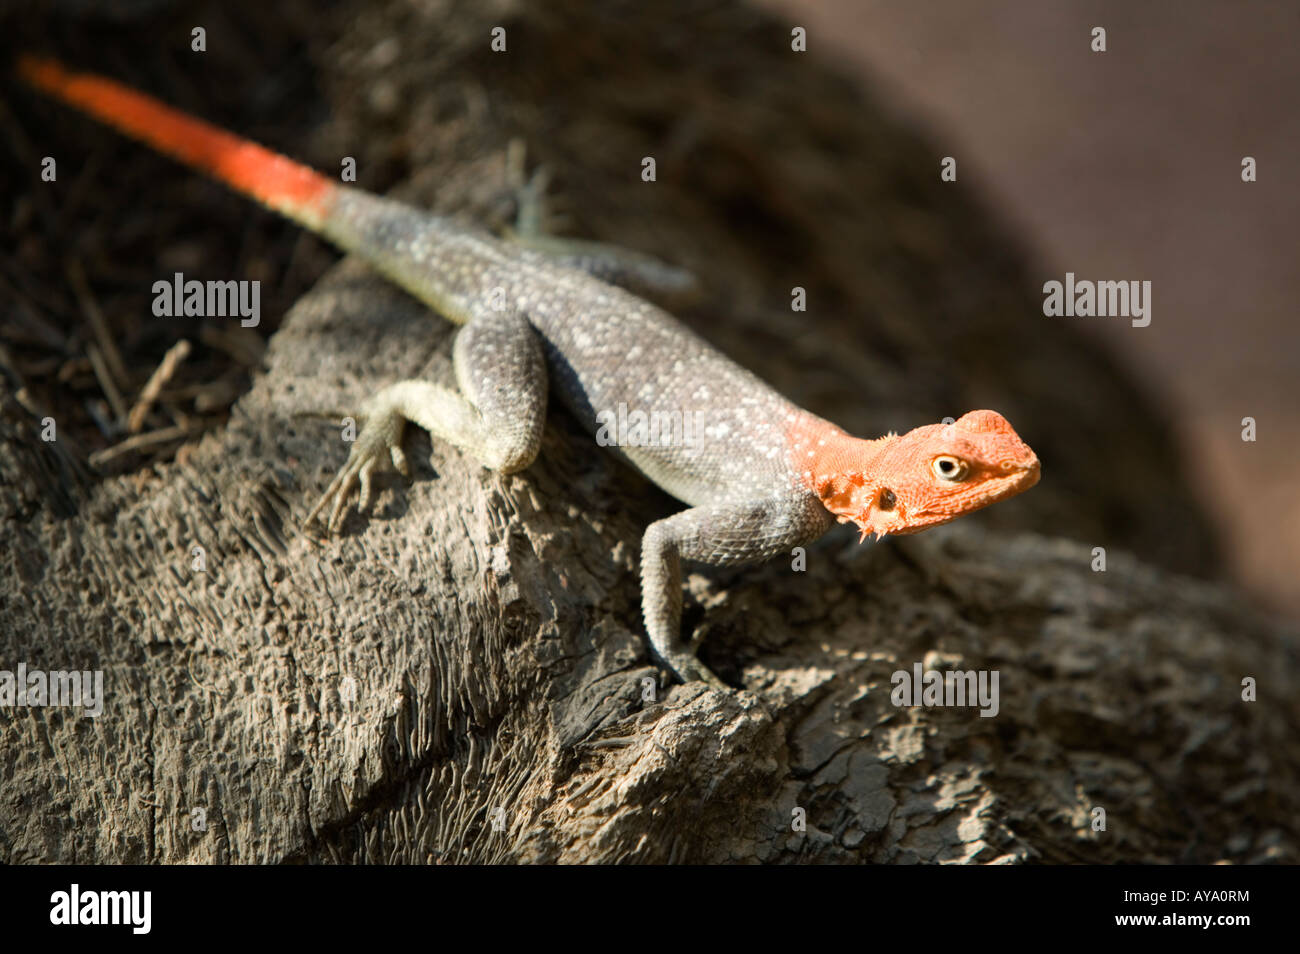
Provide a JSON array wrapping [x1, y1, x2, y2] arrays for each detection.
[[668, 653, 729, 690]]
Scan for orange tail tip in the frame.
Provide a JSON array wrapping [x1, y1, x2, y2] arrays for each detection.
[[16, 55, 335, 228]]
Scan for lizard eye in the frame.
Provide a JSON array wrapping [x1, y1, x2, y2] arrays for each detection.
[[932, 455, 968, 482]]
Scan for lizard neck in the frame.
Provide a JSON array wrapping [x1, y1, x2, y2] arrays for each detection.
[[788, 416, 897, 536]]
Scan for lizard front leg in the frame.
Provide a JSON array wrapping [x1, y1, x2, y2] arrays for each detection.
[[640, 492, 835, 687], [306, 308, 547, 531]]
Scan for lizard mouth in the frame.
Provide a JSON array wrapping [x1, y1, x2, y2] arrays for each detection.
[[836, 457, 1040, 543], [1021, 458, 1042, 489]]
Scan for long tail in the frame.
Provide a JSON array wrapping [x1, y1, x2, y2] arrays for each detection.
[[17, 55, 494, 325], [17, 55, 336, 230]]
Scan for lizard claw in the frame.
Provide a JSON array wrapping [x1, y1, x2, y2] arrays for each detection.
[[304, 413, 406, 534], [665, 652, 729, 690]]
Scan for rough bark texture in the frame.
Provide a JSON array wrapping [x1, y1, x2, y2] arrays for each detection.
[[2, 0, 1296, 863]]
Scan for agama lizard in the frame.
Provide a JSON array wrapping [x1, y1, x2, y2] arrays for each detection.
[[19, 56, 1041, 687]]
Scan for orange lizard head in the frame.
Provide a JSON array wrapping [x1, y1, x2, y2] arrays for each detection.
[[811, 410, 1040, 541]]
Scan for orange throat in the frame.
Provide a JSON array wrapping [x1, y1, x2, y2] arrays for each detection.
[[816, 472, 884, 541], [787, 418, 895, 541]]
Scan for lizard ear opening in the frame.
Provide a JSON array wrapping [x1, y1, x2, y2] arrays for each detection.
[[877, 488, 896, 510]]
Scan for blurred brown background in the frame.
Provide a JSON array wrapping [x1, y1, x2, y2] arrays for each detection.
[[763, 0, 1299, 615]]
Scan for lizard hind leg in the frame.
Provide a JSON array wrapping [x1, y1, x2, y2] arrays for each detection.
[[450, 309, 548, 472], [504, 146, 699, 301], [305, 308, 547, 532]]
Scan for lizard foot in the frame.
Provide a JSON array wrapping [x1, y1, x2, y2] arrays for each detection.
[[664, 651, 729, 690], [303, 410, 410, 534]]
